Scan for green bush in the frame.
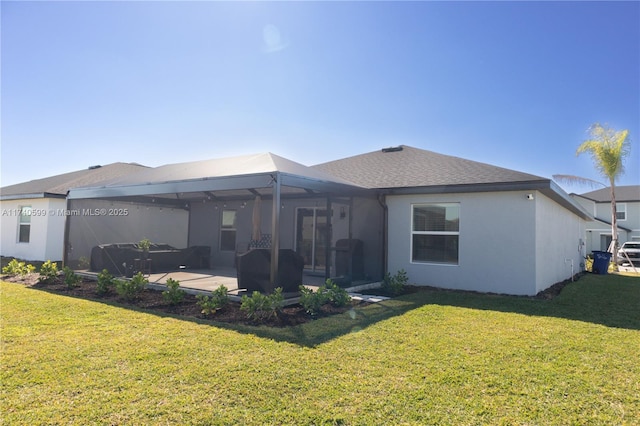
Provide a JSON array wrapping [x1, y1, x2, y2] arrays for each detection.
[[77, 256, 90, 270], [382, 269, 409, 296], [2, 259, 36, 276], [240, 288, 283, 321], [196, 285, 229, 316], [96, 269, 115, 295], [324, 279, 351, 307], [299, 280, 351, 317], [62, 267, 82, 289], [115, 272, 147, 301], [299, 285, 328, 317], [38, 260, 59, 284], [162, 278, 185, 305]]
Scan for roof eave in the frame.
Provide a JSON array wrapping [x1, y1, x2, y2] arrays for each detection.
[[541, 180, 592, 220], [383, 180, 592, 220], [68, 171, 372, 200], [0, 192, 67, 201], [383, 180, 552, 195]]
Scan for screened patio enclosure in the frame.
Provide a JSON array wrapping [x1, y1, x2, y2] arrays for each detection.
[[65, 153, 384, 287]]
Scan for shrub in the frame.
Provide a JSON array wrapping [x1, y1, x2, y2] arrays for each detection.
[[240, 288, 283, 321], [77, 256, 90, 270], [382, 269, 409, 296], [63, 267, 82, 289], [299, 285, 328, 317], [115, 272, 147, 301], [38, 260, 59, 284], [196, 285, 229, 316], [324, 279, 351, 307], [96, 269, 114, 295], [2, 259, 36, 276], [162, 278, 185, 305]]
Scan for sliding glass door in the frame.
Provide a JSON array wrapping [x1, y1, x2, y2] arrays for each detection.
[[295, 207, 327, 273]]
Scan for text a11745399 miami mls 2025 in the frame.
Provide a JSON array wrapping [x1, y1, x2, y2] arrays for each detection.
[[1, 207, 130, 217]]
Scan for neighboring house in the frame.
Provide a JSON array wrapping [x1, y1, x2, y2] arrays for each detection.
[[62, 146, 589, 296], [0, 163, 148, 262], [570, 185, 640, 253]]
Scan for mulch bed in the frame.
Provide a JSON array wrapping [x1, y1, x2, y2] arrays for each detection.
[[1, 273, 367, 327], [3, 272, 575, 327]]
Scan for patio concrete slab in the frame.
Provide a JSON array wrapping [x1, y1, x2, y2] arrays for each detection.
[[147, 268, 240, 292], [348, 293, 390, 303], [145, 268, 331, 293]]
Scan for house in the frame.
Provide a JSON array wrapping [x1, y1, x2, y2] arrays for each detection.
[[570, 185, 640, 252], [0, 163, 148, 262], [62, 146, 590, 296], [313, 145, 590, 295]]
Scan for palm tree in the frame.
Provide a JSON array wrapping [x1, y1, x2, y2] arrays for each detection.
[[554, 123, 631, 265]]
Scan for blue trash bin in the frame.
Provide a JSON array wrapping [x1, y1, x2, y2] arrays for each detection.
[[591, 251, 611, 274]]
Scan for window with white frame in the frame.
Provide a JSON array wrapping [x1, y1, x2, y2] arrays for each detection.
[[220, 209, 237, 251], [18, 205, 32, 243], [616, 203, 627, 221], [411, 203, 459, 264]]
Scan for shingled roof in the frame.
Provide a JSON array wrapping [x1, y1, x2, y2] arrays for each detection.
[[0, 163, 148, 200], [312, 145, 547, 191], [576, 185, 640, 203]]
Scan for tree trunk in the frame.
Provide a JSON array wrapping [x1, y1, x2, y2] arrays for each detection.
[[610, 179, 618, 266]]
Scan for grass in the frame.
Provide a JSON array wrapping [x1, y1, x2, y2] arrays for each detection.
[[2, 273, 639, 425]]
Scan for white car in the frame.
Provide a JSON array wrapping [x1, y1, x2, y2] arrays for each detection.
[[617, 242, 640, 265]]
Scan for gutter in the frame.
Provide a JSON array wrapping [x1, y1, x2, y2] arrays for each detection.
[[0, 192, 67, 201], [386, 179, 592, 220], [591, 216, 633, 233]]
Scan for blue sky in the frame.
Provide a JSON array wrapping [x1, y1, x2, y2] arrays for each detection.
[[2, 1, 638, 193]]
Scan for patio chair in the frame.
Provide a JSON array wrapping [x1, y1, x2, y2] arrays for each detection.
[[236, 248, 304, 294]]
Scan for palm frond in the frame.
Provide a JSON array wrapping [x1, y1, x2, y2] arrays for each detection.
[[552, 174, 605, 189]]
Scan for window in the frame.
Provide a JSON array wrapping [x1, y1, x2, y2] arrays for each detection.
[[411, 203, 459, 264], [616, 203, 627, 221], [220, 210, 237, 251], [18, 205, 32, 243]]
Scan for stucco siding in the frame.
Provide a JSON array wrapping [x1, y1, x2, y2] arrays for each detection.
[[534, 193, 586, 293], [1, 198, 67, 261], [386, 191, 538, 295]]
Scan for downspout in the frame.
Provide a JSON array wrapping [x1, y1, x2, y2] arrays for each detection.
[[270, 172, 281, 290], [63, 195, 72, 267], [377, 193, 388, 279]]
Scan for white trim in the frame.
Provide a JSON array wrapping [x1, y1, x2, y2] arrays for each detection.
[[616, 203, 627, 221], [410, 203, 460, 265], [17, 205, 32, 244], [219, 209, 237, 251]]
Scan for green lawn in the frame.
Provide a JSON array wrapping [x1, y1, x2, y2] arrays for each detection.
[[2, 274, 639, 425]]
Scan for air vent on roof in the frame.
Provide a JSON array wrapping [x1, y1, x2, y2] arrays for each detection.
[[88, 165, 102, 170], [381, 146, 403, 153]]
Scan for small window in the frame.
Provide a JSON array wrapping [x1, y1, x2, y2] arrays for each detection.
[[411, 203, 460, 264], [616, 203, 626, 221], [220, 210, 237, 251], [18, 205, 32, 243]]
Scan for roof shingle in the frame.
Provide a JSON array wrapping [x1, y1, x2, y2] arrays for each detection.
[[577, 185, 640, 203], [312, 145, 546, 189], [0, 163, 148, 199]]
